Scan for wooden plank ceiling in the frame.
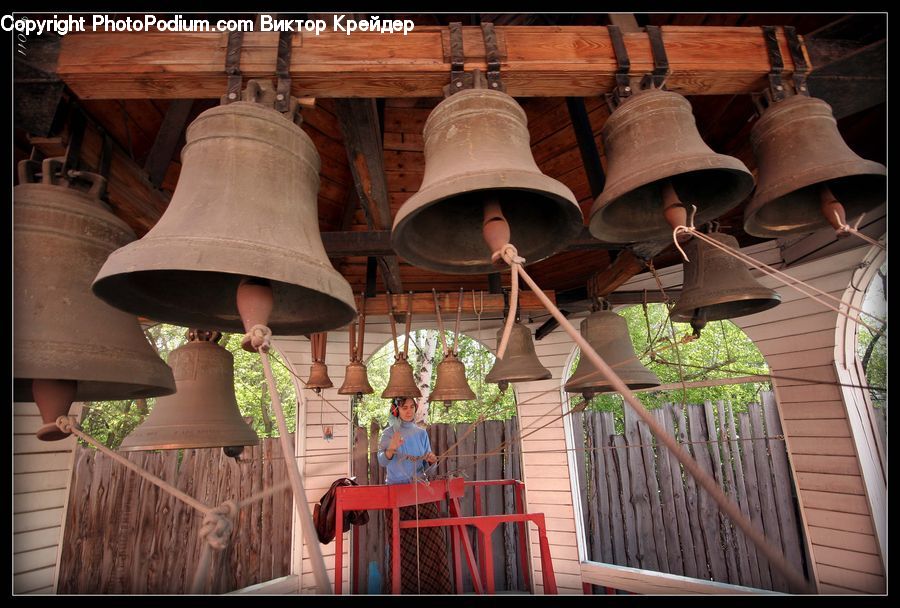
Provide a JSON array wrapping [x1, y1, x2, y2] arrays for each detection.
[[13, 13, 885, 303]]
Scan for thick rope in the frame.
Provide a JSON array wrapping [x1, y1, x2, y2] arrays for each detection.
[[251, 326, 331, 594], [495, 242, 813, 594], [190, 500, 239, 593]]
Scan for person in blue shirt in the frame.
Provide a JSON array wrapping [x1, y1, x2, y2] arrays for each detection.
[[378, 397, 437, 483], [377, 396, 451, 594]]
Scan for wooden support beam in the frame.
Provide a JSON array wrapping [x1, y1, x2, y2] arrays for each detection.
[[143, 99, 194, 188], [28, 120, 170, 236], [334, 97, 403, 294], [55, 26, 811, 99], [566, 97, 605, 197], [355, 290, 554, 317]]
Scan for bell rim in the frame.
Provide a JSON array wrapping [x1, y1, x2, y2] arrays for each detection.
[[743, 161, 886, 237], [564, 379, 661, 394], [670, 293, 783, 322], [92, 236, 357, 334], [485, 369, 552, 384], [590, 160, 755, 242], [119, 433, 260, 452], [392, 170, 583, 274]]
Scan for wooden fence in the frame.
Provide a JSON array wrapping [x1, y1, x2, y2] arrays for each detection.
[[572, 392, 806, 592], [352, 419, 528, 594], [58, 438, 293, 594]]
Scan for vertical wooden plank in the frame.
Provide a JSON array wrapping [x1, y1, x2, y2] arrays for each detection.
[[749, 403, 789, 592], [727, 403, 762, 589], [704, 400, 740, 584], [622, 405, 658, 571], [611, 434, 639, 568], [600, 412, 626, 567], [571, 411, 590, 554], [661, 404, 698, 579], [636, 408, 669, 572], [717, 401, 753, 587], [651, 408, 684, 576], [738, 412, 773, 589], [590, 412, 613, 564], [762, 393, 806, 579], [685, 403, 728, 582], [676, 405, 711, 581], [457, 423, 477, 592], [484, 421, 506, 591]]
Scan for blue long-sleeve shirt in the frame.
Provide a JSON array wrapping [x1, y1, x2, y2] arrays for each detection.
[[377, 420, 433, 485]]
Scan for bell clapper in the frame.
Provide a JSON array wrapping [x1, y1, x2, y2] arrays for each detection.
[[223, 445, 244, 458], [690, 310, 708, 339], [819, 184, 850, 237], [237, 277, 274, 352], [662, 180, 692, 239], [32, 378, 77, 441], [483, 198, 511, 264]]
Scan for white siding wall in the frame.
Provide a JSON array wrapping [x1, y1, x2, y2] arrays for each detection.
[[620, 240, 886, 594], [13, 401, 82, 594]]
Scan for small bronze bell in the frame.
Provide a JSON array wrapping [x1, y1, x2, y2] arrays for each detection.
[[338, 361, 374, 396], [381, 354, 422, 399], [306, 332, 333, 392], [392, 88, 583, 273], [670, 231, 781, 330], [744, 94, 886, 237], [14, 158, 175, 441], [338, 297, 374, 395], [590, 87, 755, 243], [120, 330, 259, 451], [565, 309, 660, 397], [485, 321, 552, 389], [430, 352, 476, 403]]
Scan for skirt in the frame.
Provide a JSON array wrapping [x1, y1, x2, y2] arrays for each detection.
[[385, 501, 452, 594]]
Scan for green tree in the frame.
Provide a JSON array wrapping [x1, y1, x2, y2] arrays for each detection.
[[857, 264, 886, 411], [566, 304, 771, 429]]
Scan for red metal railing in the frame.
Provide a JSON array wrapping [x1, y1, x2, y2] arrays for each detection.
[[333, 478, 557, 595]]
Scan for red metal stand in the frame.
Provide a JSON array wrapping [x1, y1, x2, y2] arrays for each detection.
[[333, 478, 557, 595]]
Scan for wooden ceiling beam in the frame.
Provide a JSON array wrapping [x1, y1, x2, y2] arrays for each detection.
[[55, 26, 812, 100], [334, 98, 403, 294], [356, 290, 554, 316]]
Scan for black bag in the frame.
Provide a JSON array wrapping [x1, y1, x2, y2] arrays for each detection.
[[312, 477, 370, 544]]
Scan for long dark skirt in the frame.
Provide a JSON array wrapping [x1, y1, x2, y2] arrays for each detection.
[[385, 501, 452, 594]]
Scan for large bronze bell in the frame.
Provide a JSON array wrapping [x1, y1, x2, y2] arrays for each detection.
[[670, 231, 781, 330], [92, 80, 356, 335], [381, 354, 422, 399], [565, 310, 660, 398], [744, 94, 886, 237], [430, 352, 477, 403], [391, 88, 583, 273], [14, 158, 175, 441], [485, 321, 552, 390], [120, 330, 259, 451], [590, 87, 755, 243]]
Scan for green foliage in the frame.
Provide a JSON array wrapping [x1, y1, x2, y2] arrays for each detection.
[[567, 304, 771, 426], [355, 330, 517, 431], [857, 263, 886, 411], [80, 324, 297, 449]]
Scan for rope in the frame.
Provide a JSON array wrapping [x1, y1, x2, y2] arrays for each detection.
[[251, 326, 331, 594], [672, 209, 884, 333], [832, 211, 886, 250], [493, 239, 813, 593], [59, 417, 211, 515]]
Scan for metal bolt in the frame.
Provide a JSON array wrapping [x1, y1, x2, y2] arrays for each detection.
[[456, 81, 462, 87], [800, 85, 807, 91], [776, 85, 783, 91], [228, 92, 237, 100], [624, 86, 631, 92], [491, 82, 498, 88], [276, 93, 285, 101]]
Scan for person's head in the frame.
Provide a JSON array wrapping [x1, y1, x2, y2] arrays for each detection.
[[390, 396, 417, 422]]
